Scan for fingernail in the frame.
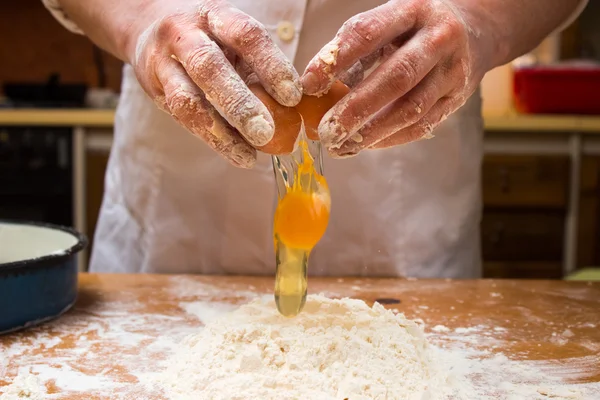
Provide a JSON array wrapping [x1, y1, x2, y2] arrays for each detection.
[[350, 133, 363, 143], [245, 115, 274, 147], [301, 72, 320, 95], [274, 80, 302, 107]]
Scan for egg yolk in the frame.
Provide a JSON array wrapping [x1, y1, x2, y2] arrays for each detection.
[[273, 140, 331, 250], [274, 191, 330, 249]]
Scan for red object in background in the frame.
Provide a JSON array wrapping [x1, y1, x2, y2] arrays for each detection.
[[513, 65, 600, 115]]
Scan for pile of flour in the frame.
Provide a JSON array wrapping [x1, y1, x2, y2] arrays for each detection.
[[0, 372, 44, 400], [159, 294, 475, 399]]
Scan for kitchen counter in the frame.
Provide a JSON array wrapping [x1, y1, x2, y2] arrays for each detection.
[[2, 108, 600, 132], [0, 274, 599, 398]]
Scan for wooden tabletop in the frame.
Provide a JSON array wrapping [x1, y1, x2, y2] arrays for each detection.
[[1, 274, 599, 399]]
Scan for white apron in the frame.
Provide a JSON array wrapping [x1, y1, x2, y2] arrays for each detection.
[[90, 0, 485, 278]]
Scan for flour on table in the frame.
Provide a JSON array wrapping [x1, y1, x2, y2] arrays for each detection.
[[2, 278, 599, 399], [432, 325, 451, 333], [159, 295, 474, 399], [0, 370, 44, 400]]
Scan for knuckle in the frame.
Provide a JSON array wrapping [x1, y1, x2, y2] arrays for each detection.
[[338, 11, 388, 46], [343, 14, 382, 47], [155, 14, 184, 42], [349, 19, 373, 43], [444, 15, 467, 39], [390, 57, 420, 90], [186, 42, 222, 76], [423, 13, 468, 50], [423, 29, 445, 52], [228, 16, 268, 48], [167, 90, 202, 117], [437, 17, 468, 48]]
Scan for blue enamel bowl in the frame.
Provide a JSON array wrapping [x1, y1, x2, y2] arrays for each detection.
[[0, 221, 87, 334]]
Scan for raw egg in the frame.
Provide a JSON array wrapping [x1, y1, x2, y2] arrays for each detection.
[[250, 80, 347, 317], [272, 140, 331, 317], [273, 141, 331, 250]]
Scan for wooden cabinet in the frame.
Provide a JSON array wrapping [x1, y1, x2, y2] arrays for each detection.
[[482, 154, 600, 279], [482, 155, 569, 209], [481, 211, 564, 262], [483, 261, 563, 279], [577, 157, 600, 268], [481, 155, 570, 279]]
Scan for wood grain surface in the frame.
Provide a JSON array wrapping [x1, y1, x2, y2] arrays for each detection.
[[1, 274, 599, 399]]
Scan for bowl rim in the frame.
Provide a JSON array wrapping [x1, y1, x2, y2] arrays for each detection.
[[0, 220, 88, 273]]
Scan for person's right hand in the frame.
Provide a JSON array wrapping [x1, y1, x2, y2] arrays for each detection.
[[124, 0, 302, 168]]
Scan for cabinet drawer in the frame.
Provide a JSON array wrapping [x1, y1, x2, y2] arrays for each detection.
[[481, 211, 564, 261], [482, 155, 569, 208], [483, 262, 562, 279]]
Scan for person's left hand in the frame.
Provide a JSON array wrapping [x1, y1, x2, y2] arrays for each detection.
[[301, 0, 496, 158]]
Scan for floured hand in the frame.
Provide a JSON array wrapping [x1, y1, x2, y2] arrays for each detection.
[[126, 0, 302, 168], [301, 0, 494, 158]]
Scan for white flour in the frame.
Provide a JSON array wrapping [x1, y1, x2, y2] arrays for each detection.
[[0, 372, 43, 400], [159, 295, 473, 400], [1, 278, 599, 399]]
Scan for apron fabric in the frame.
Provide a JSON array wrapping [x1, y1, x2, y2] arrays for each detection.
[[90, 0, 484, 278]]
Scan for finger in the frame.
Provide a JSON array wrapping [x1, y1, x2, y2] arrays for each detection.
[[361, 48, 385, 75], [234, 58, 255, 83], [338, 44, 399, 88], [338, 60, 364, 88], [220, 45, 237, 66], [368, 97, 458, 151], [301, 1, 418, 95], [330, 61, 462, 157], [221, 46, 255, 83], [166, 27, 274, 147], [156, 59, 257, 169], [202, 2, 302, 107], [319, 29, 451, 149]]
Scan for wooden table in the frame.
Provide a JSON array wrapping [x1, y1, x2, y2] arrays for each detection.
[[1, 274, 599, 399]]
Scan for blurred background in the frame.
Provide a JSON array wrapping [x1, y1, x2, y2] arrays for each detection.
[[0, 0, 599, 279]]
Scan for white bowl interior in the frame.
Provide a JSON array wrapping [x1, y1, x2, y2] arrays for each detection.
[[0, 223, 79, 264]]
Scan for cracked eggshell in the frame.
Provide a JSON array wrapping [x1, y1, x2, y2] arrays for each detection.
[[249, 80, 350, 153], [296, 81, 350, 140]]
